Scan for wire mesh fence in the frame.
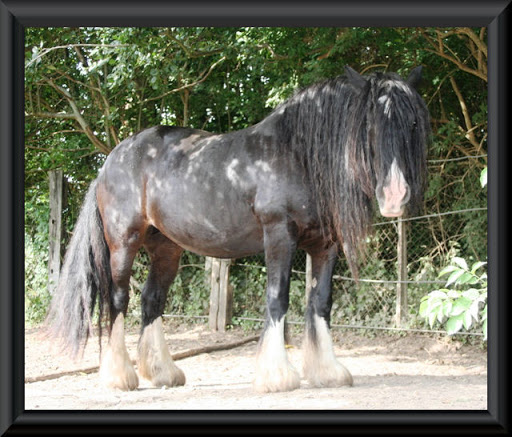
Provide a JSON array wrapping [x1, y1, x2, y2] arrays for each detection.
[[223, 207, 487, 332]]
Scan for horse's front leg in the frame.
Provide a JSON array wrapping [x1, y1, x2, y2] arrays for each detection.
[[253, 221, 301, 393], [303, 244, 353, 388]]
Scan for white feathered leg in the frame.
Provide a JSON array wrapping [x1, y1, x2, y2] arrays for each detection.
[[253, 317, 300, 393], [137, 316, 185, 387], [303, 314, 353, 387], [99, 313, 139, 391]]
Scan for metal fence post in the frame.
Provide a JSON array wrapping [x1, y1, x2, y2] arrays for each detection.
[[395, 218, 408, 327]]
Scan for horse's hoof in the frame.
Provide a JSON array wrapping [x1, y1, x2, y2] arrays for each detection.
[[137, 317, 186, 388], [112, 368, 139, 391], [142, 363, 186, 388], [304, 361, 353, 388], [100, 360, 140, 391], [253, 364, 301, 393], [99, 346, 139, 391]]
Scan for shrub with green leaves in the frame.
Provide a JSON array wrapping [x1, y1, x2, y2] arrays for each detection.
[[419, 257, 487, 339]]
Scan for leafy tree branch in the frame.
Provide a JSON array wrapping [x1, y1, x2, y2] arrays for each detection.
[[142, 56, 226, 104], [419, 27, 487, 82], [45, 79, 111, 155]]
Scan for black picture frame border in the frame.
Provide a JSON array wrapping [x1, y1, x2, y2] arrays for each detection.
[[1, 0, 509, 434]]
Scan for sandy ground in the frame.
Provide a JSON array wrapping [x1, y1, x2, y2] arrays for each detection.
[[25, 320, 487, 410]]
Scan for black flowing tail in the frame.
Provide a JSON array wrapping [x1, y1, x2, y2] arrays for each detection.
[[45, 179, 112, 357]]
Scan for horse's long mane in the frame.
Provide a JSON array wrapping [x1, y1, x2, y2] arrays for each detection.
[[274, 72, 429, 277]]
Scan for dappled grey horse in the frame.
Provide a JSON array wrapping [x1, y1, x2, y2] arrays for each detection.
[[47, 66, 429, 392]]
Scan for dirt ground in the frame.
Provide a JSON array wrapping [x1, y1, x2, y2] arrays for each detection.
[[25, 320, 487, 410]]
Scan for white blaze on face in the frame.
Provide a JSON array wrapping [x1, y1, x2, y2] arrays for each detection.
[[379, 158, 409, 217]]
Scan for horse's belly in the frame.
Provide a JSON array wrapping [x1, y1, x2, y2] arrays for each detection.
[[148, 194, 264, 258], [167, 233, 264, 258]]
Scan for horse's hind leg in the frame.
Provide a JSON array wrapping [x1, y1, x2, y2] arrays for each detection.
[[303, 244, 353, 387], [137, 228, 186, 388], [99, 238, 141, 391]]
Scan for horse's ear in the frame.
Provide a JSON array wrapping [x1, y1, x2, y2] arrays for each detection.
[[407, 66, 423, 89], [344, 65, 367, 90]]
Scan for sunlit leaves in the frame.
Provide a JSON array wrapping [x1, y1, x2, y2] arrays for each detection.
[[480, 167, 487, 188], [419, 258, 487, 339]]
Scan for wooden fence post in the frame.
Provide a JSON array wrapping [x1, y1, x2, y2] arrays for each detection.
[[48, 170, 64, 295], [305, 253, 313, 304], [205, 256, 213, 276], [208, 258, 220, 330], [395, 219, 408, 327], [208, 258, 233, 331]]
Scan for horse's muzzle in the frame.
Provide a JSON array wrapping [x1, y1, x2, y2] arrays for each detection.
[[379, 206, 405, 217], [376, 159, 410, 218]]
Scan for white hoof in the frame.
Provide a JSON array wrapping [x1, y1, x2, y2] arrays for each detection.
[[100, 345, 139, 391], [304, 359, 353, 388], [253, 362, 301, 393], [303, 314, 353, 388], [253, 318, 300, 393], [99, 314, 139, 391], [138, 317, 186, 388]]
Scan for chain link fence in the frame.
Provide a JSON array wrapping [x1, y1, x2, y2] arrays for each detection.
[[224, 207, 486, 331]]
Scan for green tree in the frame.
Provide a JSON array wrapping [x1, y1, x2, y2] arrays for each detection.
[[25, 27, 488, 325]]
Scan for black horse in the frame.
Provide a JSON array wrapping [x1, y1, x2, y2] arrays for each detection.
[[46, 66, 429, 392]]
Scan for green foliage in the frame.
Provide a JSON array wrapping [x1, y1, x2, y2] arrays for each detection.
[[230, 261, 267, 319], [420, 165, 487, 339], [25, 233, 51, 326], [24, 27, 488, 328], [419, 258, 487, 339], [480, 167, 487, 188]]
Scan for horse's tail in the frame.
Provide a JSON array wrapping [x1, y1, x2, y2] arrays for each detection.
[[45, 179, 112, 357]]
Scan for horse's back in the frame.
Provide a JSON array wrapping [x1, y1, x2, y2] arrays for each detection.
[[109, 125, 212, 161], [98, 125, 213, 192]]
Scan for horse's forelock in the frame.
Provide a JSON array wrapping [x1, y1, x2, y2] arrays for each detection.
[[372, 77, 429, 215]]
